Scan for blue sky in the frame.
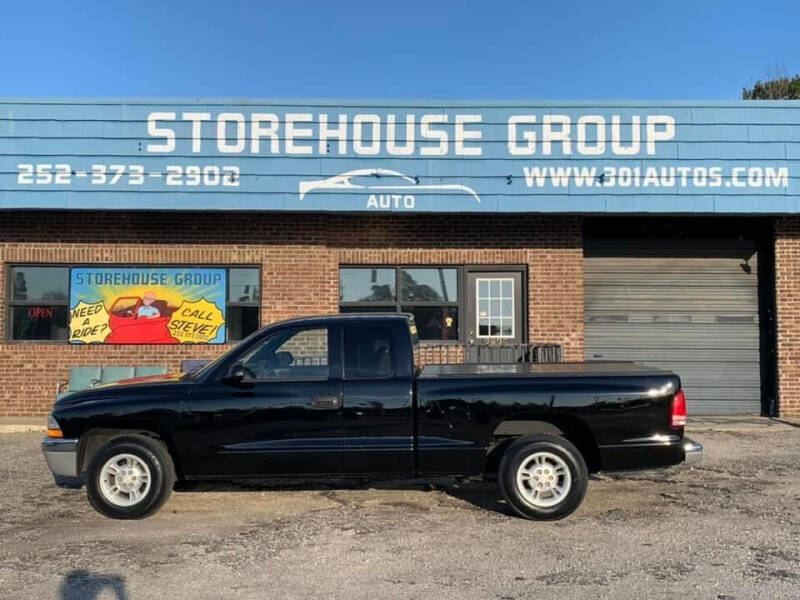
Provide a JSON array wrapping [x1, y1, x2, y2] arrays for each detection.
[[1, 0, 798, 99]]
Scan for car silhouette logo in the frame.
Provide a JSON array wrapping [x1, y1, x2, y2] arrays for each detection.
[[298, 168, 481, 203]]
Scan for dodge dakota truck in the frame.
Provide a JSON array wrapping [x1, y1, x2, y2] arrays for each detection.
[[42, 313, 702, 520]]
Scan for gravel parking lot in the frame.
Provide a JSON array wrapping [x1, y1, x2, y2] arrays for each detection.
[[1, 425, 799, 600]]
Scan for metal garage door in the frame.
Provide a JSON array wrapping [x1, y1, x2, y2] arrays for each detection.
[[584, 233, 762, 415]]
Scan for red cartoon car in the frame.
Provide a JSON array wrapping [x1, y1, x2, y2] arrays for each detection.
[[106, 296, 179, 344]]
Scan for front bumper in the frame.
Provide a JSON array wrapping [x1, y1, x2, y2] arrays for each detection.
[[41, 437, 82, 488], [683, 438, 703, 465]]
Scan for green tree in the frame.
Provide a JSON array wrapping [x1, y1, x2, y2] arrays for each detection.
[[743, 64, 800, 99]]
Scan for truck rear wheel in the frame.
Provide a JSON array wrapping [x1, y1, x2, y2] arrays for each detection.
[[86, 435, 175, 520], [498, 434, 588, 520]]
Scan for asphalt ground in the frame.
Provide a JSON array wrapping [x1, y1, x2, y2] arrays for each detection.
[[1, 426, 799, 600]]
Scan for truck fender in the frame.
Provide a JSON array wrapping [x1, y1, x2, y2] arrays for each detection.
[[488, 419, 599, 473], [78, 428, 182, 480]]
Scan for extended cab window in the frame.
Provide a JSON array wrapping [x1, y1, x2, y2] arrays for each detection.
[[240, 328, 328, 381], [344, 325, 393, 379]]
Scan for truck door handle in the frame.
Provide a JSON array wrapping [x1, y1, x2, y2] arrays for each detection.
[[311, 395, 340, 409]]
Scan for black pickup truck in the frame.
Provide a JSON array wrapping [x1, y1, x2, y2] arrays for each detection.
[[43, 313, 701, 521]]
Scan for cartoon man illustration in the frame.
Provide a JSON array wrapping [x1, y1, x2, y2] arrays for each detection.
[[136, 291, 161, 319]]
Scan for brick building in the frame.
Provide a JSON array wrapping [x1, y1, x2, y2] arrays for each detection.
[[1, 99, 799, 418]]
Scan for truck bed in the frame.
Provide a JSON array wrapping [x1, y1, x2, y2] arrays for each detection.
[[415, 359, 684, 474], [418, 361, 674, 379]]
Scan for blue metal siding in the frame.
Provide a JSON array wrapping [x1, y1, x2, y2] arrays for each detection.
[[1, 99, 800, 213]]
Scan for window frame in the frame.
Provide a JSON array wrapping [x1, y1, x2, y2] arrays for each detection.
[[239, 326, 331, 383], [6, 265, 70, 343], [474, 276, 516, 340], [224, 266, 262, 342], [4, 263, 262, 344], [339, 265, 461, 342], [338, 265, 527, 344], [342, 323, 396, 381]]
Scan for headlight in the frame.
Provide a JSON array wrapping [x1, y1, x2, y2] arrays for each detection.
[[46, 413, 63, 438]]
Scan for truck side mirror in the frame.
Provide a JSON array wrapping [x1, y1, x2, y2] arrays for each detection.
[[224, 362, 246, 384]]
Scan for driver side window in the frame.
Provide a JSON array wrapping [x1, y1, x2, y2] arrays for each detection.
[[240, 327, 328, 381]]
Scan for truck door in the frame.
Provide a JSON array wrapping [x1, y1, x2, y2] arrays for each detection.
[[341, 322, 415, 475], [180, 325, 343, 477]]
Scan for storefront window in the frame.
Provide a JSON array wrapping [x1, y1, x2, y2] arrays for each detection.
[[227, 268, 261, 341], [339, 266, 459, 341], [400, 305, 459, 341], [229, 268, 260, 303], [339, 268, 395, 303], [6, 265, 261, 343], [11, 266, 69, 302], [8, 266, 69, 341], [11, 305, 69, 341], [401, 268, 457, 303]]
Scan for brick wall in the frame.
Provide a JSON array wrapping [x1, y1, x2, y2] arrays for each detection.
[[0, 211, 584, 417], [774, 217, 800, 417]]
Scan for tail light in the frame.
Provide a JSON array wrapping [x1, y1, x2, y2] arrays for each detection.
[[670, 390, 687, 429]]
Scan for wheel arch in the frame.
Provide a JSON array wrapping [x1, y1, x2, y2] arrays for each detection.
[[487, 416, 600, 474], [78, 428, 183, 480]]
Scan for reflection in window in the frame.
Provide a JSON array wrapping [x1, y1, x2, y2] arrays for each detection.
[[11, 267, 68, 301], [229, 268, 260, 303], [340, 268, 396, 302], [338, 267, 459, 341], [400, 305, 458, 340], [401, 268, 457, 302]]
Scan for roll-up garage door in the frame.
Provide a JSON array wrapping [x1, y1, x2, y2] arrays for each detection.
[[584, 229, 763, 415]]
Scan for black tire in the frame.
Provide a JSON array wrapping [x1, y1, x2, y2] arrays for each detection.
[[86, 435, 176, 520], [498, 434, 588, 521]]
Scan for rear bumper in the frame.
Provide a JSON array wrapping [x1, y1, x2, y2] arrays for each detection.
[[599, 434, 702, 471], [41, 437, 83, 488], [683, 438, 703, 465]]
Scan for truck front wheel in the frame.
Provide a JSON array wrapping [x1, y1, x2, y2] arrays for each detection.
[[86, 435, 175, 519], [498, 434, 588, 520]]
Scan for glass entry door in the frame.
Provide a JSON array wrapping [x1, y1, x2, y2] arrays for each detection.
[[466, 270, 524, 345]]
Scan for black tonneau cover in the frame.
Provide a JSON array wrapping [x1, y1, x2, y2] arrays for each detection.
[[418, 361, 674, 379]]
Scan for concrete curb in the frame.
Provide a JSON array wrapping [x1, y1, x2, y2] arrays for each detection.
[[0, 423, 45, 434]]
